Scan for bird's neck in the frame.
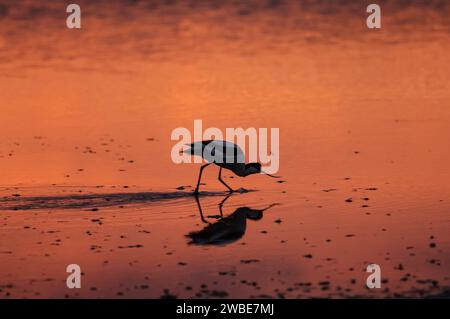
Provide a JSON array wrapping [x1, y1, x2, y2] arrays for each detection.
[[231, 164, 247, 177]]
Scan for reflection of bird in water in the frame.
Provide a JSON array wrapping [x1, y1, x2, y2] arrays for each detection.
[[183, 140, 280, 194], [186, 194, 279, 245]]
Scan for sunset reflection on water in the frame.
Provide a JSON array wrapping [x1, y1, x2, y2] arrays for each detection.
[[0, 0, 449, 298]]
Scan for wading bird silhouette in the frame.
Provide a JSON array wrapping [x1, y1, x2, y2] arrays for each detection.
[[184, 140, 280, 194], [187, 194, 279, 245]]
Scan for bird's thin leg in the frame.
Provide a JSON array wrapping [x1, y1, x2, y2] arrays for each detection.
[[218, 167, 234, 192], [194, 194, 208, 223], [218, 193, 232, 217], [194, 163, 211, 195]]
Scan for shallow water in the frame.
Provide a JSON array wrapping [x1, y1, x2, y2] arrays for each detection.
[[1, 0, 450, 298]]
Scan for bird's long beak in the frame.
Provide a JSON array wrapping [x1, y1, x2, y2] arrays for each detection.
[[262, 171, 281, 178], [261, 203, 280, 211]]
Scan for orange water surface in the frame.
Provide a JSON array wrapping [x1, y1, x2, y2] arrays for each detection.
[[0, 0, 450, 298]]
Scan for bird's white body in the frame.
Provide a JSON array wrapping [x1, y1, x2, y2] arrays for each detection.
[[184, 140, 279, 194], [185, 140, 245, 164]]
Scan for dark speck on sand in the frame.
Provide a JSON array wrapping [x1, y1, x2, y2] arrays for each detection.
[[160, 289, 177, 299], [210, 290, 229, 298], [240, 259, 260, 264]]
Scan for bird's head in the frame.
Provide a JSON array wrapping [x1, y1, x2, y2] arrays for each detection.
[[235, 207, 264, 220], [246, 209, 264, 220], [243, 162, 262, 176], [246, 203, 280, 220], [240, 203, 280, 220], [244, 163, 282, 178]]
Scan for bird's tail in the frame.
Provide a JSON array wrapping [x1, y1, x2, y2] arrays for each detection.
[[182, 142, 204, 155], [180, 146, 192, 155]]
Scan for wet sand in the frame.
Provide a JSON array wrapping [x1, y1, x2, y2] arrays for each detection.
[[1, 183, 449, 298], [1, 0, 450, 298]]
